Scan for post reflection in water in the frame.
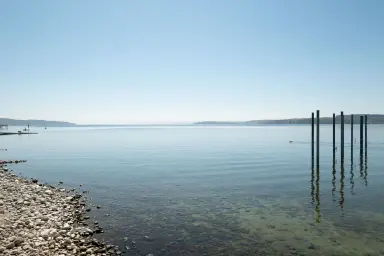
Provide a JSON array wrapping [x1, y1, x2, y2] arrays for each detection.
[[339, 165, 345, 210], [332, 161, 336, 203], [364, 155, 368, 187], [350, 153, 355, 195], [315, 167, 321, 223], [360, 150, 364, 178], [311, 167, 315, 205]]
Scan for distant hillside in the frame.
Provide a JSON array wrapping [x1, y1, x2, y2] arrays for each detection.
[[195, 114, 384, 125], [0, 118, 76, 127]]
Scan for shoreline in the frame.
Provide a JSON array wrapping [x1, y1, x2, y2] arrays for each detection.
[[0, 161, 121, 255]]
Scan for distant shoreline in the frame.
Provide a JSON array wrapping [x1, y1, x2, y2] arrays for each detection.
[[195, 114, 384, 125], [1, 114, 384, 127]]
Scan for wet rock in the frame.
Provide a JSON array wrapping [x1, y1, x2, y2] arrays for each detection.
[[144, 235, 154, 241], [94, 227, 103, 234], [76, 227, 93, 236], [307, 243, 315, 249]]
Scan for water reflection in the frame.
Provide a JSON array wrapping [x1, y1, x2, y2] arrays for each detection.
[[359, 152, 364, 182], [332, 163, 336, 203], [315, 167, 321, 223], [364, 157, 368, 187], [350, 157, 355, 195], [339, 165, 345, 211], [310, 143, 371, 222], [311, 167, 315, 205]]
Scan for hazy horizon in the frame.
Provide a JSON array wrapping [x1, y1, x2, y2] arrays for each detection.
[[2, 1, 383, 124], [1, 113, 382, 126]]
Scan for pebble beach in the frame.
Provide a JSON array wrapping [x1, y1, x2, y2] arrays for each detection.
[[0, 161, 120, 256]]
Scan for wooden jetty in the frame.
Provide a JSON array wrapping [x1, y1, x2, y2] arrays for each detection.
[[0, 132, 38, 136]]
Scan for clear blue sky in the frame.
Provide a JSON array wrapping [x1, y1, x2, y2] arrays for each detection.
[[1, 0, 383, 124]]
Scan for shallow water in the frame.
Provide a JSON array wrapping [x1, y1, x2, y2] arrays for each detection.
[[1, 125, 384, 255]]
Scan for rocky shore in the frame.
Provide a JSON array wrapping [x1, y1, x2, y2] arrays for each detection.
[[0, 161, 121, 256]]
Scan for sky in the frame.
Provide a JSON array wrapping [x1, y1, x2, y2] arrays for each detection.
[[1, 0, 383, 124]]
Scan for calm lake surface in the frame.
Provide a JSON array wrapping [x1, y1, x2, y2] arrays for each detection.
[[1, 125, 384, 255]]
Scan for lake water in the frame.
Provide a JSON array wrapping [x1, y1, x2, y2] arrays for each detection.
[[1, 125, 384, 255]]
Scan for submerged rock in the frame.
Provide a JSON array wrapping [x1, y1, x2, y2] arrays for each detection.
[[144, 235, 154, 241]]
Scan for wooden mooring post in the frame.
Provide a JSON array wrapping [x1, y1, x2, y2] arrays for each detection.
[[316, 110, 320, 168], [310, 111, 368, 173], [351, 114, 354, 159], [311, 112, 315, 168], [360, 116, 364, 156], [332, 113, 336, 163], [365, 115, 368, 159], [341, 111, 344, 164]]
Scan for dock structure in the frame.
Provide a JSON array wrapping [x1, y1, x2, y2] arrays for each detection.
[[310, 111, 369, 221], [0, 132, 38, 136], [311, 112, 368, 167]]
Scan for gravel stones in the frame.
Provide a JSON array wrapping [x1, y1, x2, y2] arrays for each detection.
[[0, 165, 118, 255]]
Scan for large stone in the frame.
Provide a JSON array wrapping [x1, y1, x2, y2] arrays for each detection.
[[22, 244, 31, 250], [14, 237, 24, 246], [40, 229, 50, 238], [76, 227, 93, 236], [63, 223, 71, 230], [6, 242, 15, 249], [40, 216, 49, 221], [49, 228, 58, 237], [44, 190, 53, 195]]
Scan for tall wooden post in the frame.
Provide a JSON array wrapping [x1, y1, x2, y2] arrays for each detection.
[[341, 111, 344, 164], [316, 110, 320, 168], [311, 112, 314, 168], [360, 116, 364, 156], [333, 113, 336, 163], [351, 114, 354, 161], [365, 115, 367, 159]]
